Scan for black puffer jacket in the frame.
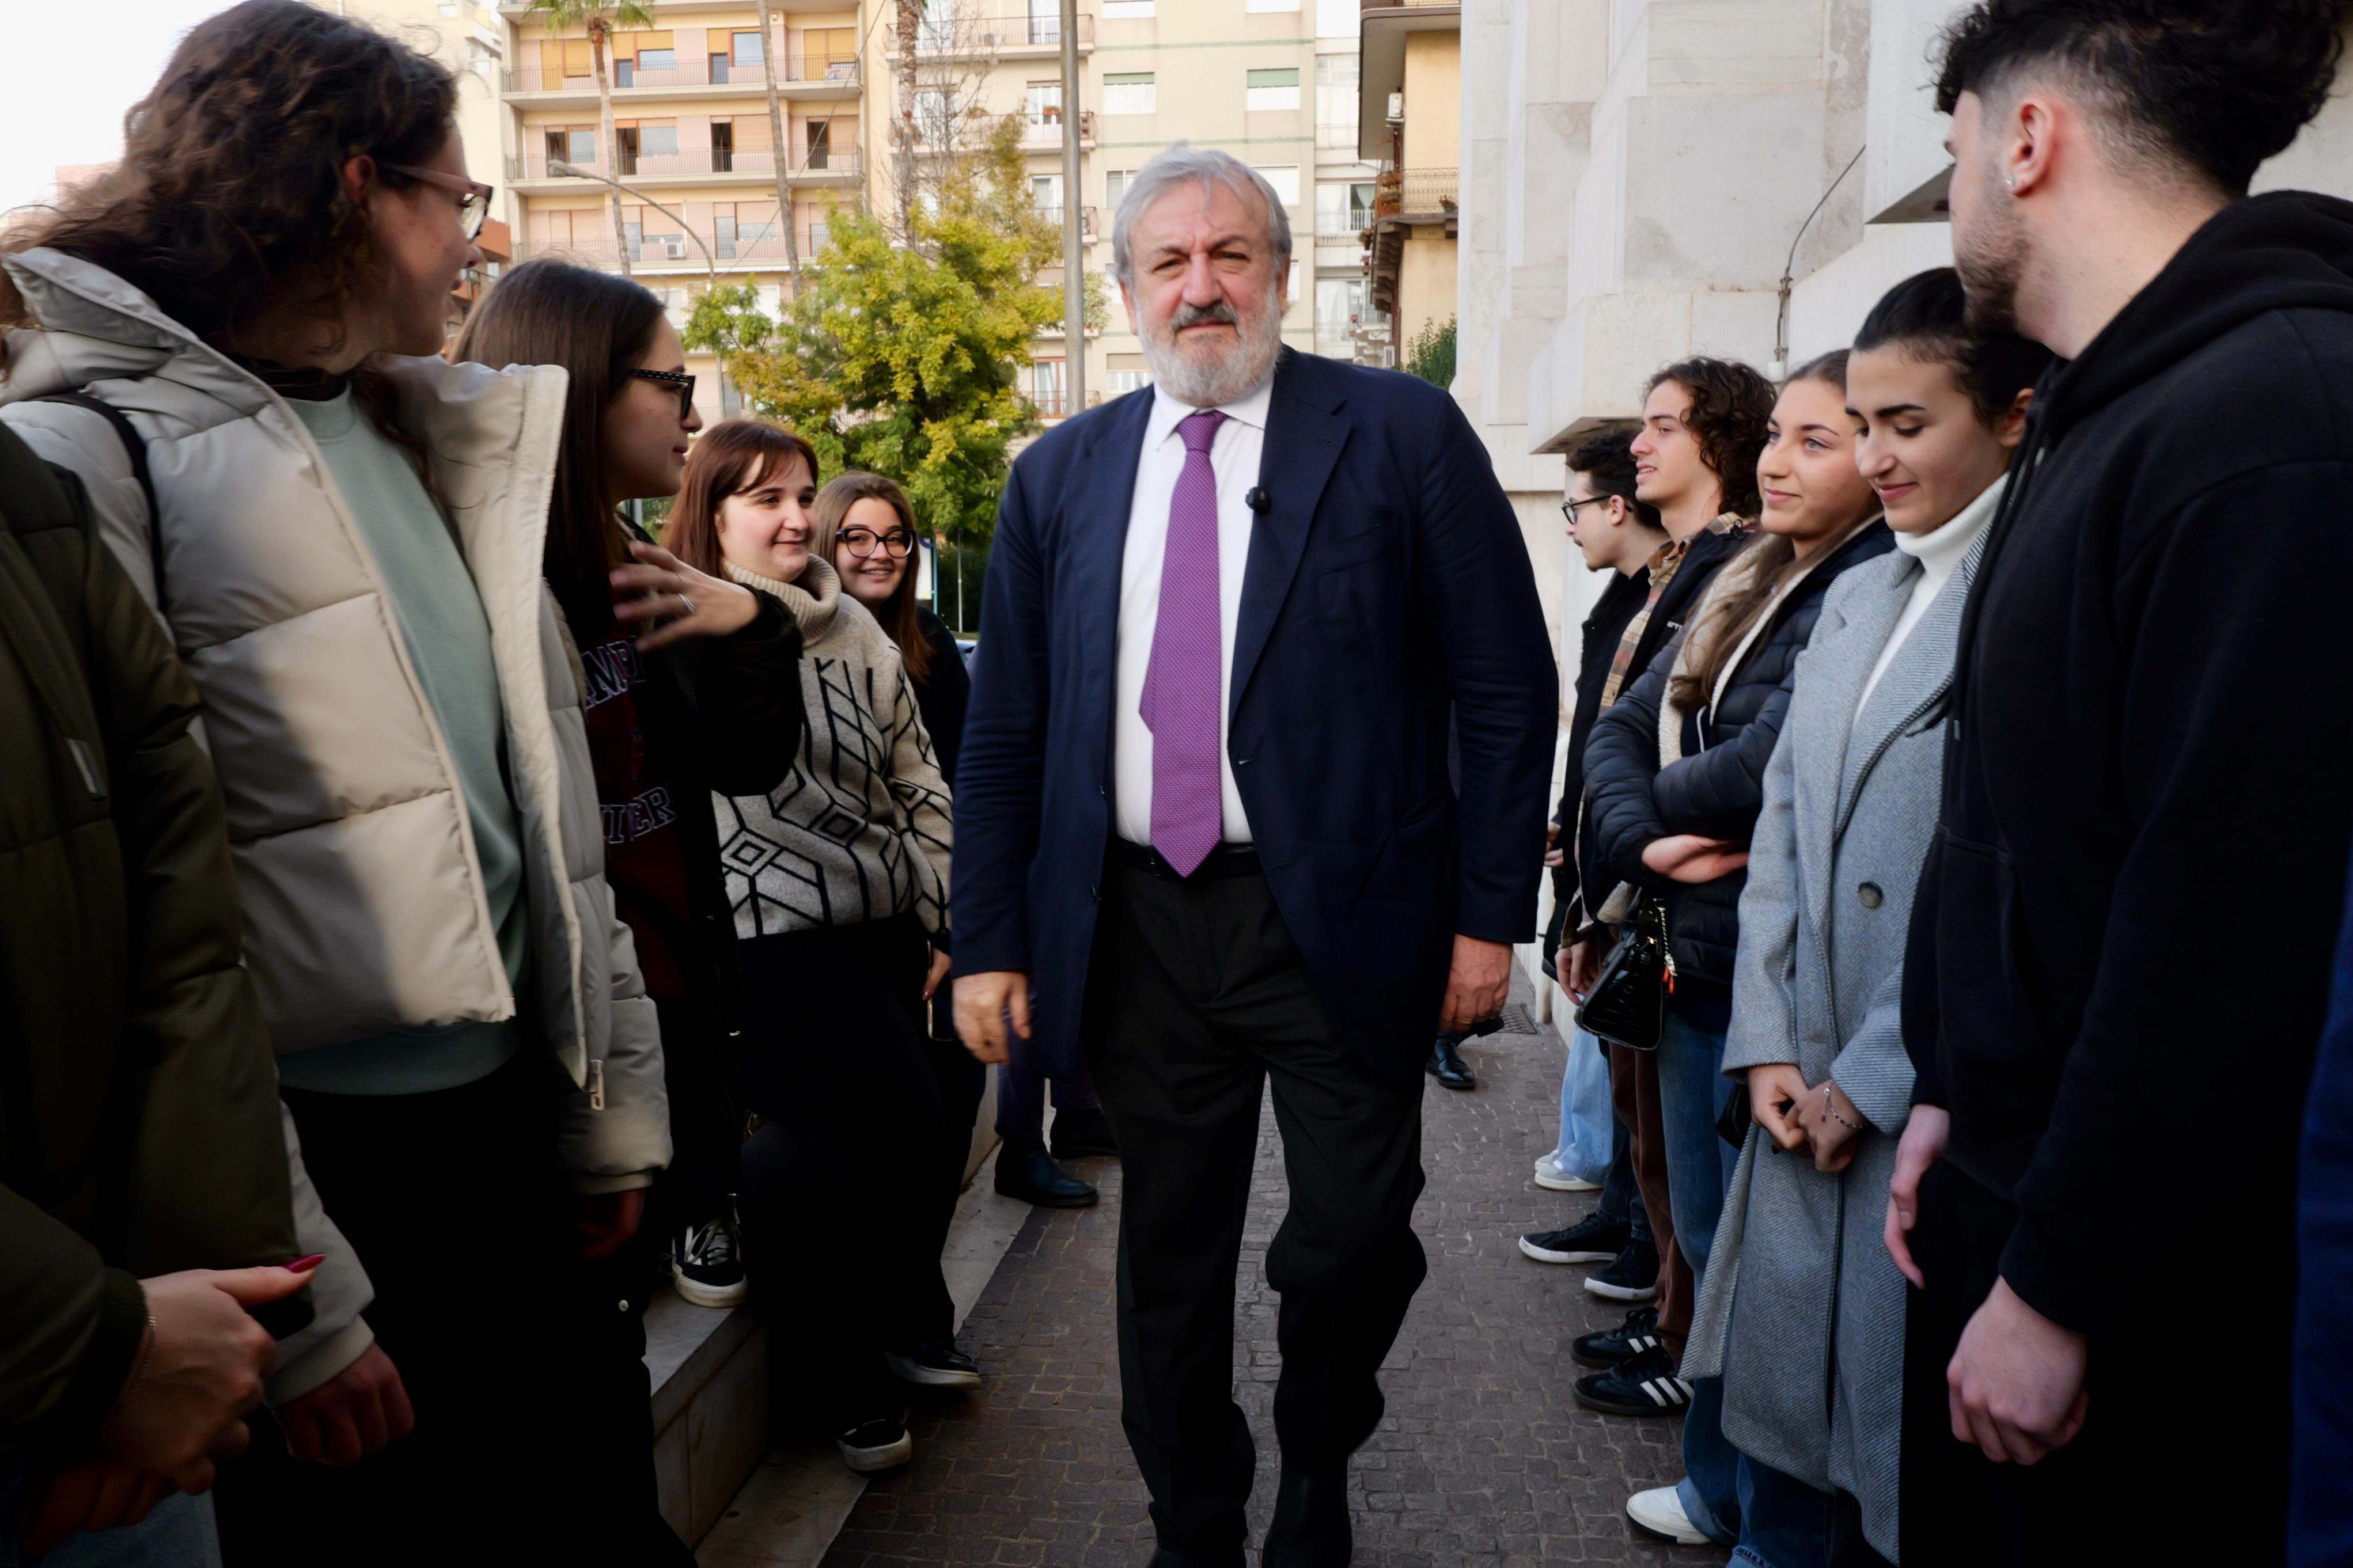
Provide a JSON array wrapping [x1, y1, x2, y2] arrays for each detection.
[[1584, 522, 1892, 1019]]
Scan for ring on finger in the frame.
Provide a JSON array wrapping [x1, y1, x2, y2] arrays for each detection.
[[675, 593, 693, 618]]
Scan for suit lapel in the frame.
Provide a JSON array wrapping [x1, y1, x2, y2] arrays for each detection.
[[1833, 536, 1986, 837], [1791, 562, 1908, 936], [1068, 390, 1157, 788], [1231, 350, 1348, 715]]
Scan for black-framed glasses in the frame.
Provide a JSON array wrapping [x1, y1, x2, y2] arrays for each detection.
[[1561, 495, 1610, 524], [839, 526, 916, 559], [382, 162, 494, 240], [627, 367, 698, 419]]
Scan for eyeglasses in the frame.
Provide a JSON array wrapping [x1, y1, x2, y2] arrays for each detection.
[[627, 367, 698, 419], [1561, 495, 1611, 524], [839, 526, 916, 559], [382, 162, 495, 240]]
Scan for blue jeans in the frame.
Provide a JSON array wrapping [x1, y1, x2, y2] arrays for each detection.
[[1733, 1455, 1835, 1568], [5, 1493, 221, 1568], [995, 1041, 1100, 1142], [1657, 1007, 1741, 1543], [1545, 1025, 1616, 1184]]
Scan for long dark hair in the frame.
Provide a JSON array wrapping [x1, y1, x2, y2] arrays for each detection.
[[666, 419, 823, 584], [810, 473, 933, 685], [1, 0, 454, 348], [1854, 268, 2053, 426], [1646, 357, 1777, 521], [1669, 351, 1865, 711], [452, 259, 665, 636]]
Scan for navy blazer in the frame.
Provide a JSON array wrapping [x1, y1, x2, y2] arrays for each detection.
[[951, 348, 1558, 1081]]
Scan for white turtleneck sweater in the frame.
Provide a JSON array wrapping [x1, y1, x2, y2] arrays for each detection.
[[1852, 473, 2007, 719], [715, 554, 953, 942]]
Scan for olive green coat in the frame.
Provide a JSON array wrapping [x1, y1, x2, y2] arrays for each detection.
[[0, 423, 295, 1457]]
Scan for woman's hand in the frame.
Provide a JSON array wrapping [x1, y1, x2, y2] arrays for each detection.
[[612, 540, 759, 651], [1747, 1064, 1812, 1154], [923, 946, 952, 1003], [1640, 834, 1749, 884], [1563, 934, 1603, 1003], [1794, 1079, 1865, 1173], [1543, 819, 1564, 870], [574, 1188, 646, 1261]]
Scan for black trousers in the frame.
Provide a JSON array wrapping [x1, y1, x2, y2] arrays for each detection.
[[645, 989, 742, 1242], [218, 1048, 681, 1566], [1899, 1160, 2288, 1566], [736, 914, 976, 1427], [1082, 858, 1428, 1556]]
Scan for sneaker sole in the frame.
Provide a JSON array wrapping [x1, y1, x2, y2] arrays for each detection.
[[1532, 1172, 1602, 1192], [1583, 1275, 1659, 1303], [885, 1353, 983, 1391], [671, 1269, 748, 1310], [1574, 1384, 1691, 1419], [1519, 1237, 1619, 1265], [994, 1180, 1099, 1209], [1625, 1501, 1710, 1545], [1570, 1343, 1639, 1370], [839, 1434, 914, 1473]]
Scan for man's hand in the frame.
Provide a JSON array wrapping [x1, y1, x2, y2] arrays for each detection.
[[574, 1189, 646, 1261], [922, 946, 952, 1003], [1947, 1278, 2090, 1464], [1563, 934, 1602, 1003], [274, 1342, 415, 1466], [1640, 834, 1749, 884], [1884, 1104, 1949, 1289], [1793, 1079, 1865, 1173], [20, 1464, 176, 1555], [954, 971, 1031, 1065], [1747, 1064, 1811, 1155], [98, 1263, 316, 1492], [1439, 935, 1512, 1034], [1543, 819, 1564, 870]]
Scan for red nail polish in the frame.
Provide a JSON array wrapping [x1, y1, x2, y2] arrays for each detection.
[[287, 1254, 327, 1273]]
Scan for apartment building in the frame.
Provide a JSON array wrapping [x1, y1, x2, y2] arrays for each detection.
[[1357, 0, 1456, 367]]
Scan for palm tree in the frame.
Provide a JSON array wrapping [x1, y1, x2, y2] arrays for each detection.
[[528, 0, 656, 276]]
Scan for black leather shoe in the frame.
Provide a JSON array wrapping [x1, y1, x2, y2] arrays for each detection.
[[1048, 1103, 1120, 1159], [1261, 1468, 1351, 1567], [994, 1141, 1099, 1208], [1424, 1034, 1476, 1091]]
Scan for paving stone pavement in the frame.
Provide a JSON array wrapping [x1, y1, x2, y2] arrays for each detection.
[[822, 985, 1725, 1568]]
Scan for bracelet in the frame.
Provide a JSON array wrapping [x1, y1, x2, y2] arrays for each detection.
[[1821, 1084, 1865, 1134], [106, 1310, 161, 1423]]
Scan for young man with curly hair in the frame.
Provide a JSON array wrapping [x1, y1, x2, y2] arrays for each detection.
[[1884, 2, 2353, 1561]]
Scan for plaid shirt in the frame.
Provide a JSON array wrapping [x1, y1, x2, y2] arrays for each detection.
[[1596, 512, 1753, 712]]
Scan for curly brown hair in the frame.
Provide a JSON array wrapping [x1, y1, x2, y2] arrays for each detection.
[[1645, 357, 1777, 521], [0, 0, 455, 347]]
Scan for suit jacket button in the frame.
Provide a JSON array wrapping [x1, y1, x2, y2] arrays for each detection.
[[1857, 882, 1884, 909], [1090, 883, 1101, 901]]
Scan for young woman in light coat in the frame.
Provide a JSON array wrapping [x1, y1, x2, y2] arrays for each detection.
[[1683, 269, 2052, 1567], [0, 3, 671, 1558]]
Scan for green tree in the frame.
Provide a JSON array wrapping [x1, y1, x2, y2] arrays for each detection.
[[526, 0, 655, 276], [684, 116, 1099, 563], [1404, 314, 1458, 389]]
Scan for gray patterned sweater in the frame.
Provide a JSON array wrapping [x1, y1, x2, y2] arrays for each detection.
[[717, 556, 952, 941]]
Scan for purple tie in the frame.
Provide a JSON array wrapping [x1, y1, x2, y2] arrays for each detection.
[[1140, 408, 1228, 877]]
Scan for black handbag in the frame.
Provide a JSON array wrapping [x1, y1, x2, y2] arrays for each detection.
[[1574, 893, 1674, 1052]]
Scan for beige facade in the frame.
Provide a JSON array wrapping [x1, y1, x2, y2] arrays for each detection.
[[1357, 0, 1458, 368]]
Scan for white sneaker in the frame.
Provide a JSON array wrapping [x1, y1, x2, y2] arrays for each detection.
[[1625, 1484, 1709, 1546], [1532, 1154, 1602, 1192]]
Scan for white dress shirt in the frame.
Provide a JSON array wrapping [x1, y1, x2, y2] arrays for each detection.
[[1113, 373, 1274, 847]]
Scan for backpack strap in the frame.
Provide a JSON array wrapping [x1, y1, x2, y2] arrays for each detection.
[[33, 392, 166, 617]]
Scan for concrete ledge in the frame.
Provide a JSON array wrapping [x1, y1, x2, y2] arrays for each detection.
[[647, 1293, 770, 1546]]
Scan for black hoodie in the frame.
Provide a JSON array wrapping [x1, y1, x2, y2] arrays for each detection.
[[1905, 192, 2353, 1334]]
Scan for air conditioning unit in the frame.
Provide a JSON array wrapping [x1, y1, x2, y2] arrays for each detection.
[[1386, 91, 1404, 126], [662, 237, 687, 260]]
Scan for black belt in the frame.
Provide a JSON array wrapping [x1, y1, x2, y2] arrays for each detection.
[[1109, 838, 1263, 880]]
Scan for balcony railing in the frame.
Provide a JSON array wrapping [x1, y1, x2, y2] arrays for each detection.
[[1030, 205, 1099, 237], [511, 225, 835, 270], [1372, 166, 1458, 223], [505, 54, 860, 93], [509, 146, 861, 181], [1361, 0, 1458, 9], [887, 9, 1093, 54]]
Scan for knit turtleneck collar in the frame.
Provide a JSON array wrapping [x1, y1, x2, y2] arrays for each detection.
[[1893, 471, 2007, 587], [725, 552, 840, 640]]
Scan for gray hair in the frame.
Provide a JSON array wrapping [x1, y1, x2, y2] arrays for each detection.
[[1109, 142, 1294, 291]]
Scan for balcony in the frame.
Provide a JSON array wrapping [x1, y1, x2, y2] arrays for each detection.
[[916, 110, 1094, 154], [886, 6, 1093, 60], [1030, 206, 1099, 239], [504, 53, 860, 98], [1364, 166, 1457, 319], [1356, 0, 1457, 159], [508, 146, 861, 189], [511, 224, 835, 273]]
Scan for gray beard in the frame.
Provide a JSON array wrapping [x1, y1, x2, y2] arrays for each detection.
[[1139, 290, 1284, 408]]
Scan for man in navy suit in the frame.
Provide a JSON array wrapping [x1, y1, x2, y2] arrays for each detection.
[[952, 145, 1556, 1568]]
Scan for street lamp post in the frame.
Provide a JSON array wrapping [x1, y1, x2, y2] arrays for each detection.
[[548, 161, 721, 287]]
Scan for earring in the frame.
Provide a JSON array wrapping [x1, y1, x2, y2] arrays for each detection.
[[2006, 176, 2018, 191]]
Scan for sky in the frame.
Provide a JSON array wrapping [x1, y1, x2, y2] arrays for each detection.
[[0, 1, 262, 218]]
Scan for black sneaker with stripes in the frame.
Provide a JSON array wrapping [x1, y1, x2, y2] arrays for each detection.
[[1571, 1306, 1661, 1369], [1573, 1343, 1692, 1417]]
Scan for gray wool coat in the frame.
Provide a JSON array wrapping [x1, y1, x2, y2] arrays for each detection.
[[1684, 530, 1987, 1563]]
